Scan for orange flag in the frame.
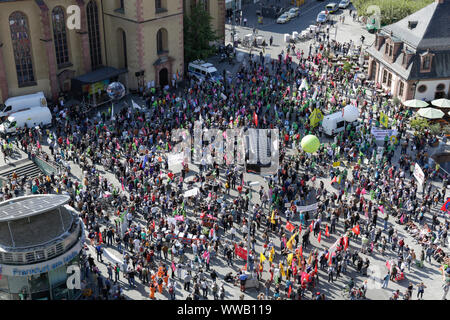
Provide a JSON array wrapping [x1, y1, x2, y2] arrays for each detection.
[[352, 225, 360, 235], [325, 225, 330, 237], [286, 221, 295, 233], [317, 231, 321, 243]]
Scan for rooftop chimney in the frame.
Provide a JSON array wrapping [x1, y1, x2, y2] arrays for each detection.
[[408, 21, 418, 29]]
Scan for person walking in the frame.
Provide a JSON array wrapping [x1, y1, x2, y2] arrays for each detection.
[[107, 263, 113, 281], [417, 282, 426, 300], [114, 263, 120, 283], [381, 272, 390, 288], [184, 272, 191, 291], [327, 265, 335, 283]]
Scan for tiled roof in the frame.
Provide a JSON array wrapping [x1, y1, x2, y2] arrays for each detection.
[[380, 0, 450, 50]]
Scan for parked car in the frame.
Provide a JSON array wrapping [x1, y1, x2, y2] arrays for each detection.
[[339, 0, 350, 9], [316, 11, 328, 23], [325, 3, 338, 13], [287, 7, 300, 19], [277, 12, 290, 24]]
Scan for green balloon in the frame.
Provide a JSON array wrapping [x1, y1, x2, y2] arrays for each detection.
[[301, 135, 320, 153]]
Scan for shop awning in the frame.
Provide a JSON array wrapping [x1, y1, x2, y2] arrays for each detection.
[[72, 66, 128, 85]]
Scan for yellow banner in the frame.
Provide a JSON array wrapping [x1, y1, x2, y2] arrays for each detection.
[[309, 108, 324, 128], [332, 161, 340, 167], [260, 252, 266, 263], [380, 111, 389, 128]]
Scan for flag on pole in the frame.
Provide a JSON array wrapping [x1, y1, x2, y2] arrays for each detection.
[[352, 225, 360, 235], [253, 111, 258, 127], [325, 225, 330, 237], [260, 252, 266, 263], [171, 261, 176, 272], [270, 210, 276, 224], [309, 220, 314, 232], [343, 236, 349, 251], [269, 247, 275, 262], [286, 221, 295, 233], [379, 111, 389, 128], [314, 262, 318, 274], [286, 232, 297, 250], [287, 253, 294, 266], [317, 231, 322, 243], [309, 108, 324, 128]]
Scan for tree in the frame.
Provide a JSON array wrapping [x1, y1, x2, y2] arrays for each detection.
[[429, 123, 442, 137], [352, 0, 433, 25], [410, 116, 429, 136], [343, 61, 352, 72], [184, 4, 219, 65]]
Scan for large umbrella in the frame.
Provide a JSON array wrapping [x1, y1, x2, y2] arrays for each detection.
[[417, 107, 445, 119], [432, 98, 450, 108], [403, 99, 429, 108]]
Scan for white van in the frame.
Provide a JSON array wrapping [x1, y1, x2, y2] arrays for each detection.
[[0, 91, 47, 119], [321, 111, 346, 136], [187, 60, 223, 83], [0, 107, 52, 134]]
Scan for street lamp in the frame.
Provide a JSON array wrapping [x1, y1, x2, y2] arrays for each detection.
[[412, 81, 419, 99], [334, 16, 338, 41]]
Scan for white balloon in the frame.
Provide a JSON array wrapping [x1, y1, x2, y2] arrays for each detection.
[[342, 105, 359, 122]]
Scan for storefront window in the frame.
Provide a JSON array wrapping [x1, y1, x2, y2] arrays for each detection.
[[67, 255, 82, 299], [52, 282, 69, 300], [49, 265, 68, 300], [8, 276, 30, 300], [0, 276, 10, 300], [29, 273, 50, 299]]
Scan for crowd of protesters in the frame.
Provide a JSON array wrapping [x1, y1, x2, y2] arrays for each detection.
[[0, 14, 449, 301]]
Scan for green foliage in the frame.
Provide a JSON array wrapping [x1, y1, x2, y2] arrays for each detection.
[[184, 4, 220, 65], [392, 96, 401, 106], [410, 116, 429, 135], [352, 0, 434, 25], [343, 61, 352, 72], [429, 123, 442, 136], [443, 125, 450, 136]]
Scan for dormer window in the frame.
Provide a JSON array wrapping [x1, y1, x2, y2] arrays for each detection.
[[420, 51, 434, 73], [422, 56, 430, 69]]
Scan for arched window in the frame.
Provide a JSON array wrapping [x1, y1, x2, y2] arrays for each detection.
[[156, 28, 168, 54], [87, 0, 102, 69], [9, 11, 35, 87], [117, 28, 127, 69], [52, 6, 70, 68]]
